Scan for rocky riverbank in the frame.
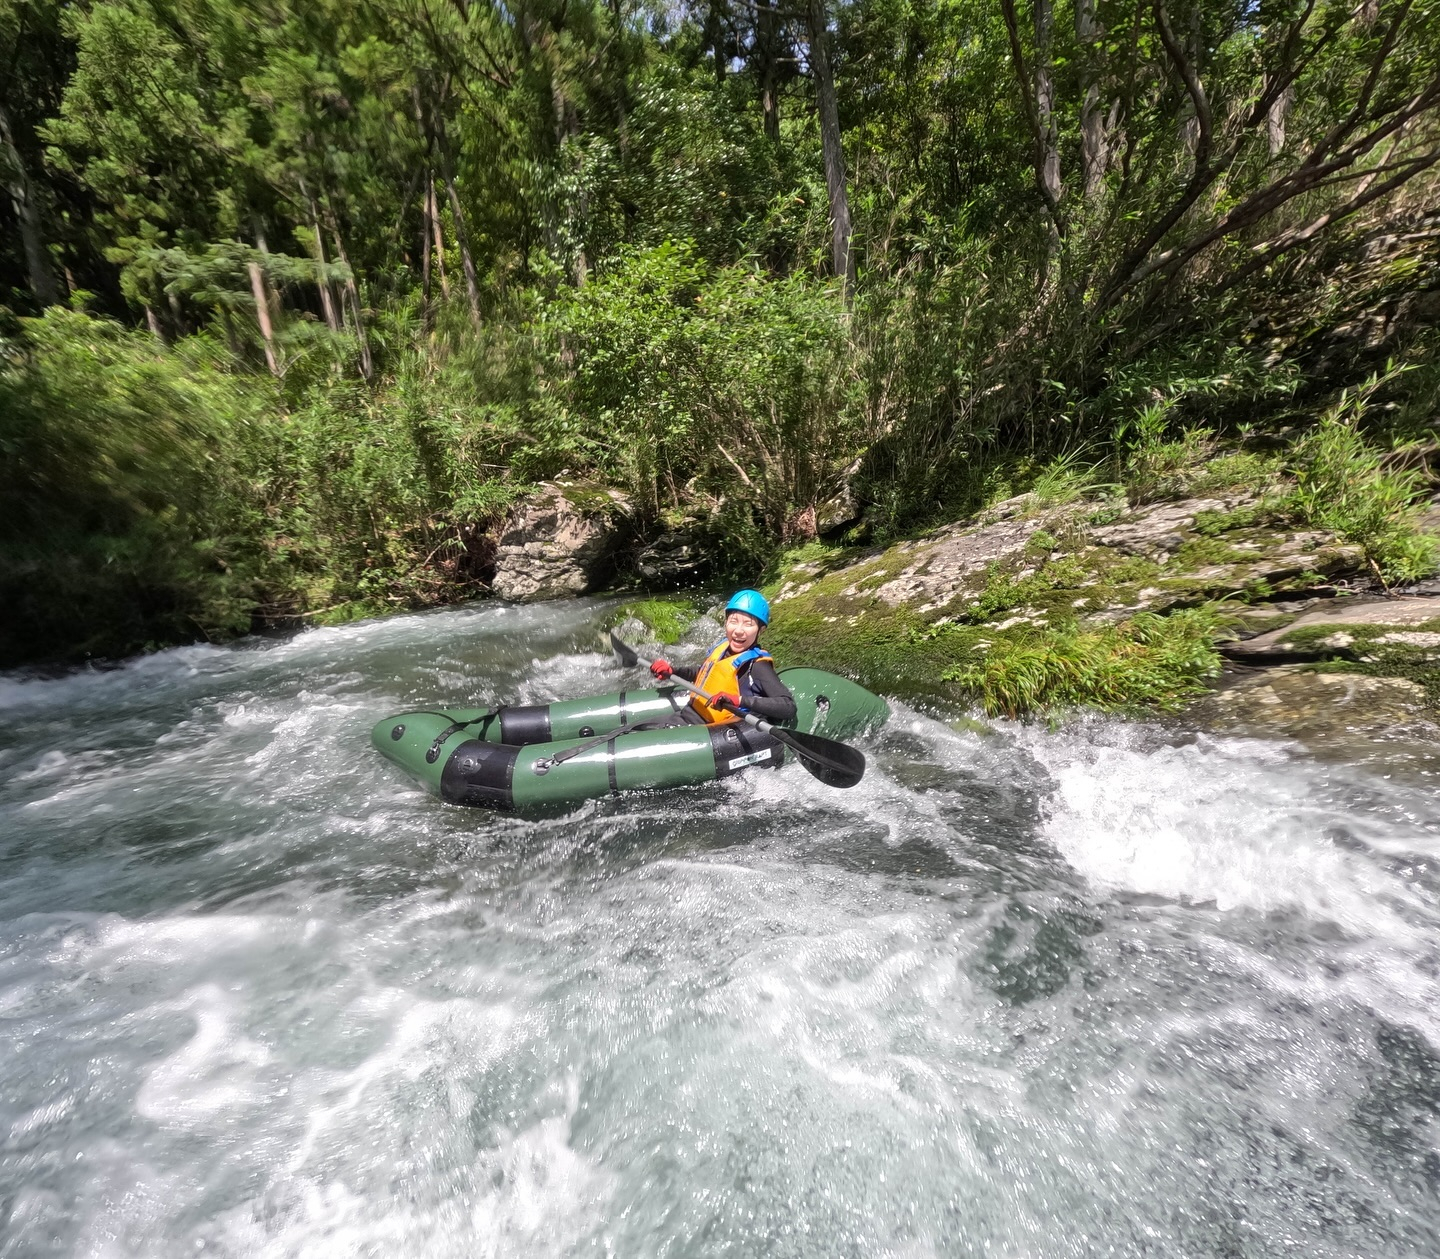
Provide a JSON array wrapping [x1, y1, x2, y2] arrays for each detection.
[[475, 473, 1440, 743]]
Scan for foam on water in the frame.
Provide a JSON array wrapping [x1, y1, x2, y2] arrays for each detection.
[[3, 601, 1440, 1256]]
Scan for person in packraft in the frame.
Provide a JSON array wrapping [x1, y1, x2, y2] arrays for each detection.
[[649, 590, 797, 725]]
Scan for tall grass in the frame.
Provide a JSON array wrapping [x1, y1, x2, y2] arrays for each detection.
[[1287, 374, 1437, 584], [945, 607, 1226, 719]]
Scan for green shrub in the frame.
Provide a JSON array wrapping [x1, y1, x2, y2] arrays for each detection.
[[944, 607, 1226, 718], [0, 309, 268, 661], [1286, 375, 1438, 584], [0, 309, 529, 664], [542, 242, 868, 538]]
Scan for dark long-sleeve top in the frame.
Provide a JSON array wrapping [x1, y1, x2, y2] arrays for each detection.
[[674, 653, 797, 723]]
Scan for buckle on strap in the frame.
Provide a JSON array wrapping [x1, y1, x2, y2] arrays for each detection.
[[425, 709, 499, 764]]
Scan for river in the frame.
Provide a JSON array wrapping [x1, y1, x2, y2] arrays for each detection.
[[2, 597, 1439, 1257]]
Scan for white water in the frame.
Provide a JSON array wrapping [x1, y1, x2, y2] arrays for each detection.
[[3, 599, 1440, 1257]]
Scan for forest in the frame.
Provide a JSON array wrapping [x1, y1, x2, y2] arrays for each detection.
[[2, 0, 1438, 666]]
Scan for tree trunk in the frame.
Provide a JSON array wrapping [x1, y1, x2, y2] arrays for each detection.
[[1034, 0, 1061, 221], [432, 106, 483, 330], [420, 168, 434, 320], [428, 177, 452, 300], [999, 0, 1065, 242], [1075, 0, 1107, 199], [443, 175, 486, 323], [247, 259, 282, 377], [806, 0, 854, 294], [1267, 85, 1292, 156], [0, 100, 60, 308], [552, 85, 589, 287], [312, 222, 342, 333], [608, 0, 631, 150], [167, 289, 186, 337], [757, 0, 781, 141], [303, 185, 343, 333], [218, 304, 244, 359], [327, 223, 374, 381], [704, 1, 728, 84]]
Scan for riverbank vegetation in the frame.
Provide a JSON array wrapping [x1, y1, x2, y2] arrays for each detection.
[[3, 0, 1439, 669]]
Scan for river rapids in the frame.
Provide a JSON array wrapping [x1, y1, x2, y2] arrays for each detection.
[[3, 598, 1439, 1257]]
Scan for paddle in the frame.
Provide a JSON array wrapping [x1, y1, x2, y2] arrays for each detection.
[[607, 631, 866, 788]]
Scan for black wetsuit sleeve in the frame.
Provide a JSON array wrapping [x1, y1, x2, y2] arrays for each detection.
[[672, 663, 700, 684], [743, 659, 797, 723]]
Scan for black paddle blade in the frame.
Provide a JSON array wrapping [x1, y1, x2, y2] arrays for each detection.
[[775, 728, 866, 788], [608, 630, 640, 667]]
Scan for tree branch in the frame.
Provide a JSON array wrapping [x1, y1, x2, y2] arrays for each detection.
[[1213, 147, 1440, 296], [998, 0, 1064, 229], [1098, 0, 1225, 307]]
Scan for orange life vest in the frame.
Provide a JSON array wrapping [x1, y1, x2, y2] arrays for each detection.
[[691, 641, 772, 724]]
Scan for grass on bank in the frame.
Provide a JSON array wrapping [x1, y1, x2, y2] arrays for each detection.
[[761, 387, 1439, 720], [942, 608, 1227, 719]]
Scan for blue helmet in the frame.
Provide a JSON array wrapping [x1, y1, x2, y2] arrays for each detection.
[[725, 588, 770, 626]]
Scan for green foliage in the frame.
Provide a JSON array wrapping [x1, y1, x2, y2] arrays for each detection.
[[242, 368, 526, 622], [1027, 453, 1107, 508], [542, 242, 868, 534], [956, 555, 1092, 625], [1186, 450, 1285, 498], [0, 308, 526, 661], [1286, 375, 1439, 584], [3, 0, 1440, 673], [0, 308, 267, 660], [944, 608, 1226, 719]]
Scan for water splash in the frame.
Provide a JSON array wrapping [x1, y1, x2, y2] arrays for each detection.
[[2, 601, 1439, 1256]]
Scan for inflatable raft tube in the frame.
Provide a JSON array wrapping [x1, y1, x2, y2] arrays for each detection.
[[372, 668, 888, 812]]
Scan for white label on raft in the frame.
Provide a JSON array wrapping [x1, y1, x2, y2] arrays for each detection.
[[728, 749, 773, 770]]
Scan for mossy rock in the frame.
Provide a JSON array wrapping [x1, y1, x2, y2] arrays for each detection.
[[553, 480, 631, 518], [1274, 618, 1440, 706], [611, 594, 705, 645], [760, 491, 1360, 717]]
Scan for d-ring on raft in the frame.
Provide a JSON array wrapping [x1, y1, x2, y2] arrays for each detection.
[[372, 668, 889, 812]]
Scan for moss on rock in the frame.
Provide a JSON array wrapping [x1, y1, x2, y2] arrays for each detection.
[[1276, 618, 1440, 706], [763, 489, 1378, 717], [611, 594, 704, 645]]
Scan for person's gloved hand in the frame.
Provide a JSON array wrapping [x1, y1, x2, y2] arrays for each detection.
[[710, 691, 742, 713], [649, 658, 674, 681]]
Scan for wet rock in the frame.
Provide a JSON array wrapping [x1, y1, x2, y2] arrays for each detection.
[[1223, 596, 1440, 660], [1193, 665, 1440, 774], [1229, 596, 1332, 633], [492, 482, 632, 602], [1199, 666, 1427, 734], [635, 531, 705, 587]]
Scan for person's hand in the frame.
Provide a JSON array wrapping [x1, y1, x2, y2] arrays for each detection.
[[650, 658, 674, 680], [710, 691, 742, 712]]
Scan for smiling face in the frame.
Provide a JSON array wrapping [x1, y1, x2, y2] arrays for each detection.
[[724, 610, 761, 653]]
